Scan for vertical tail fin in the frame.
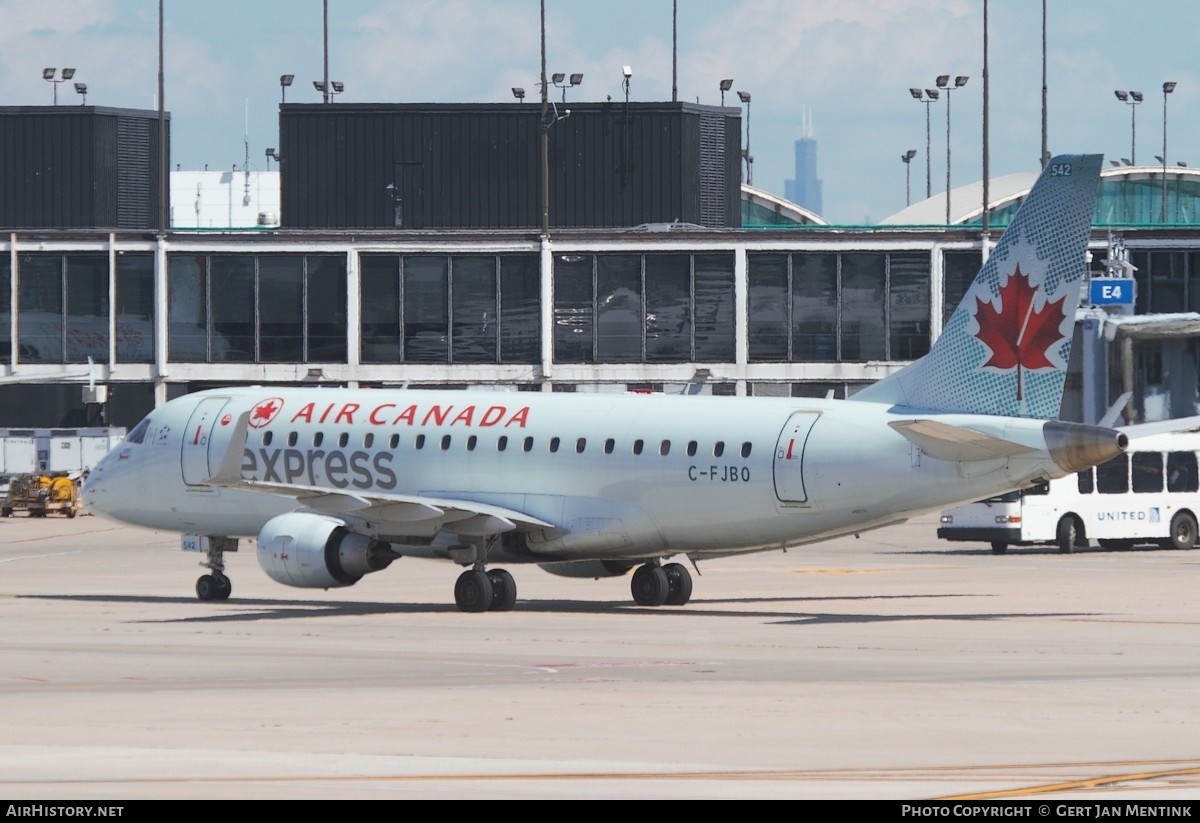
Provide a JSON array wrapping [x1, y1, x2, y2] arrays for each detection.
[[853, 154, 1102, 418]]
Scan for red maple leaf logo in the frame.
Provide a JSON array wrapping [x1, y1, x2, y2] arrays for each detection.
[[974, 264, 1066, 402], [248, 398, 284, 429]]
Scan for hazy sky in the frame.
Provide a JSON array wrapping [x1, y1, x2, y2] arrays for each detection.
[[2, 1, 1195, 224]]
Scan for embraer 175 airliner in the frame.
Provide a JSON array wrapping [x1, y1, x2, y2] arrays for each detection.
[[85, 154, 1150, 611]]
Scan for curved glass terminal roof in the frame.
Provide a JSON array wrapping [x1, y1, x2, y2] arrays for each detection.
[[748, 165, 1200, 229]]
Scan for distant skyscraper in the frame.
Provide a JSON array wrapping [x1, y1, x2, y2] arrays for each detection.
[[784, 107, 823, 215]]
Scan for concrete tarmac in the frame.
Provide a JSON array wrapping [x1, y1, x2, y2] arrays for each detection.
[[2, 510, 1200, 801]]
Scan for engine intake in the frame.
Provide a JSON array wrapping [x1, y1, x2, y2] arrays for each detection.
[[257, 512, 398, 589]]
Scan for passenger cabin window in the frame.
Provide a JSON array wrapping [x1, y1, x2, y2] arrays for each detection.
[[686, 441, 697, 457], [363, 433, 374, 448], [389, 434, 400, 449], [660, 440, 671, 456], [1096, 454, 1129, 494], [633, 439, 644, 455], [576, 438, 586, 453], [338, 433, 349, 448], [714, 441, 725, 457], [549, 437, 560, 453], [415, 434, 426, 449], [497, 435, 508, 451], [740, 442, 753, 458], [262, 430, 274, 446], [1131, 452, 1163, 493], [313, 432, 324, 447], [523, 436, 534, 452], [288, 432, 298, 447], [467, 435, 477, 451], [441, 435, 451, 450], [1167, 451, 1199, 492], [604, 438, 615, 454]]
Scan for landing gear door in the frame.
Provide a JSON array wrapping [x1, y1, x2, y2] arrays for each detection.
[[182, 397, 231, 487], [773, 412, 820, 504]]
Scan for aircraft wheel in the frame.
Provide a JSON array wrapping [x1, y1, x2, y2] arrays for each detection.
[[196, 574, 219, 601], [455, 569, 494, 613], [662, 562, 693, 606], [487, 569, 517, 611], [213, 574, 232, 601], [1056, 516, 1078, 554], [631, 564, 669, 606], [1165, 512, 1198, 550], [990, 541, 1008, 555]]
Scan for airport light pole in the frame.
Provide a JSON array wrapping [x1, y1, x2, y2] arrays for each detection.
[[1162, 81, 1177, 222], [902, 149, 917, 207], [280, 74, 293, 103], [937, 74, 968, 225], [738, 90, 752, 185], [719, 78, 733, 106], [552, 72, 583, 104], [1114, 90, 1143, 165], [909, 87, 939, 199], [43, 67, 75, 105]]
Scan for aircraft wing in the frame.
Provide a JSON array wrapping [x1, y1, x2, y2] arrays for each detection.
[[203, 411, 554, 536]]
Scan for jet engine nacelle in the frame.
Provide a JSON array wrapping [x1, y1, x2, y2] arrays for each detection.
[[538, 559, 636, 579], [256, 511, 398, 589]]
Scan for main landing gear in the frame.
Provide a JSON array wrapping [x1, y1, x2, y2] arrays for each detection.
[[195, 536, 237, 602], [451, 538, 517, 613], [631, 561, 693, 607]]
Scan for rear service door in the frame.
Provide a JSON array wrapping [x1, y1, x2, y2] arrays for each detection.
[[773, 412, 820, 504]]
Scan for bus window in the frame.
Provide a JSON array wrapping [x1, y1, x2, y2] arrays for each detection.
[[1023, 482, 1050, 496], [1167, 451, 1199, 492], [1131, 452, 1163, 493], [1096, 454, 1129, 494], [1077, 469, 1094, 494]]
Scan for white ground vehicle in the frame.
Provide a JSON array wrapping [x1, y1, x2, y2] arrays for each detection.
[[938, 431, 1200, 554]]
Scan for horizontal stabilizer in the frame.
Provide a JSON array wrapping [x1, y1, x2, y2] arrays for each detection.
[[1119, 415, 1200, 440], [889, 419, 1037, 462]]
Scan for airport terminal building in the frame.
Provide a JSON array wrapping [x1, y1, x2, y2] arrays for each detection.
[[3, 103, 1200, 429]]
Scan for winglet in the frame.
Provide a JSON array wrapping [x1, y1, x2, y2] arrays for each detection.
[[205, 411, 250, 487]]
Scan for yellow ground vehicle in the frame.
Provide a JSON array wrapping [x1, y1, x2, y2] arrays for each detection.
[[2, 473, 80, 518]]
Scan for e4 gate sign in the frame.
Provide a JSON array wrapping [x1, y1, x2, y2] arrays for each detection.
[[1090, 277, 1136, 306]]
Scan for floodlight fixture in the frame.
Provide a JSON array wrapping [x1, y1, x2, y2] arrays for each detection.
[[719, 78, 734, 105], [73, 82, 87, 104], [512, 87, 525, 101]]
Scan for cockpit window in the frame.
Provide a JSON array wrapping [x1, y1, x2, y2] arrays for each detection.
[[124, 419, 151, 444]]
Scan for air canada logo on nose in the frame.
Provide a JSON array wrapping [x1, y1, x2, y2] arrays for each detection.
[[249, 398, 284, 428], [973, 263, 1066, 402]]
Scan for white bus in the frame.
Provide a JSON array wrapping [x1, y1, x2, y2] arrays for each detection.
[[937, 430, 1200, 554]]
